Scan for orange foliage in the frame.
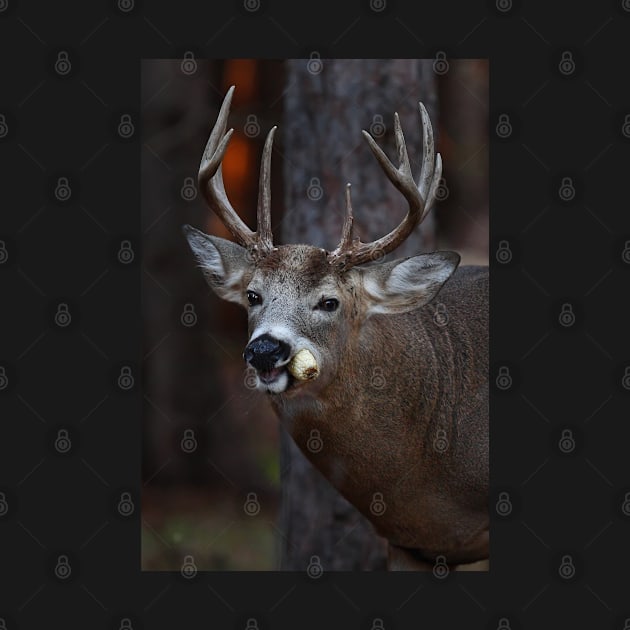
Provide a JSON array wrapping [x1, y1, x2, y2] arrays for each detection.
[[205, 133, 255, 238], [223, 59, 258, 103], [205, 59, 259, 238]]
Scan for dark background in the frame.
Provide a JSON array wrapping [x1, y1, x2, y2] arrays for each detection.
[[1, 1, 629, 628]]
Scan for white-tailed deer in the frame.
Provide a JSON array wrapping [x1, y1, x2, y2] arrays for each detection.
[[184, 86, 488, 571]]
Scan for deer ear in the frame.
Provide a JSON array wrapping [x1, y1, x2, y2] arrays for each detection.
[[360, 251, 460, 316], [182, 224, 253, 306]]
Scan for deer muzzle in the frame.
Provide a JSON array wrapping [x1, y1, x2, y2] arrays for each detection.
[[243, 334, 291, 382]]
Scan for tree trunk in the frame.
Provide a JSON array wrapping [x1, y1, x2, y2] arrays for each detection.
[[279, 59, 437, 571]]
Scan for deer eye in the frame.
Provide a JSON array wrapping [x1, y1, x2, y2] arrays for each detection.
[[247, 291, 262, 306], [317, 298, 339, 312]]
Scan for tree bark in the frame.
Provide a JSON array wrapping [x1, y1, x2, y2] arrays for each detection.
[[279, 59, 437, 571]]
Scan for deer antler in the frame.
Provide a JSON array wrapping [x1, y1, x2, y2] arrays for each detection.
[[328, 102, 442, 269], [198, 85, 276, 256]]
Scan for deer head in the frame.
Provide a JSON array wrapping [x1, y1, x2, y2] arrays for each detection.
[[184, 86, 460, 395]]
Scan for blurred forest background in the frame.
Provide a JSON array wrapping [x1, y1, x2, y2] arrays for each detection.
[[141, 58, 488, 571]]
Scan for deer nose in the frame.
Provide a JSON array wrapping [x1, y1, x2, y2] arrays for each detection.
[[244, 334, 291, 372]]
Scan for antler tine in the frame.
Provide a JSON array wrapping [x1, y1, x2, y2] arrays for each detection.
[[329, 183, 354, 261], [394, 112, 412, 181], [425, 152, 442, 218], [256, 126, 277, 254], [328, 101, 442, 269], [418, 102, 436, 223], [198, 86, 257, 250]]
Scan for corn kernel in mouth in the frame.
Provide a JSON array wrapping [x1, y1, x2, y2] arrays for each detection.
[[288, 349, 319, 381]]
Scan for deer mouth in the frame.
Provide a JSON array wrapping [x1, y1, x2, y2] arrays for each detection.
[[255, 363, 317, 396], [254, 364, 295, 394], [258, 366, 286, 385]]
